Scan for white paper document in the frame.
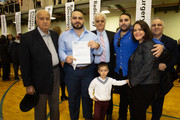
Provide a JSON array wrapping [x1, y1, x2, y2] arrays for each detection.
[[72, 41, 91, 64]]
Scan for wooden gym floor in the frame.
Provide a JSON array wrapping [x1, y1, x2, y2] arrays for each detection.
[[0, 67, 180, 120]]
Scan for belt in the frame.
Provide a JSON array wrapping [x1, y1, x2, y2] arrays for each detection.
[[53, 64, 59, 69], [76, 64, 91, 70]]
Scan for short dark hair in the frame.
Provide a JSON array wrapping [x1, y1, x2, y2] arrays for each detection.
[[120, 13, 131, 19], [132, 20, 153, 42], [72, 9, 84, 15], [97, 62, 109, 70]]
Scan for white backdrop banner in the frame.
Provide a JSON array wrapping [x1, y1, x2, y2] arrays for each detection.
[[136, 0, 152, 26], [65, 2, 74, 29], [89, 0, 101, 31], [1, 15, 7, 36], [15, 12, 21, 35], [45, 5, 53, 18], [28, 9, 35, 31]]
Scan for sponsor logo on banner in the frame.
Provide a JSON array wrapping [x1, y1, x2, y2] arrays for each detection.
[[136, 0, 152, 26], [1, 15, 7, 36], [15, 12, 21, 35], [28, 9, 35, 31], [45, 5, 53, 18], [65, 2, 74, 29], [89, 0, 101, 31]]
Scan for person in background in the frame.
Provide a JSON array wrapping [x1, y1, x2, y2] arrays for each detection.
[[0, 35, 11, 81], [7, 34, 14, 76], [176, 39, 180, 81], [92, 12, 115, 120], [8, 34, 21, 81], [0, 58, 2, 77], [33, 0, 41, 8], [151, 18, 179, 120], [7, 34, 14, 45], [89, 62, 127, 120], [52, 26, 68, 101], [0, 1, 5, 14], [127, 20, 161, 120], [58, 9, 102, 120], [19, 10, 62, 120], [52, 0, 61, 5]]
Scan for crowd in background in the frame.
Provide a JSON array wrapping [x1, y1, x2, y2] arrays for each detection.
[[0, 0, 76, 15], [0, 33, 21, 81]]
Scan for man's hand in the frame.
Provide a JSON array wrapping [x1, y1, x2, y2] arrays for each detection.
[[88, 40, 100, 49], [151, 44, 164, 58], [65, 55, 76, 64], [126, 79, 131, 88], [26, 86, 35, 95], [159, 63, 167, 71], [92, 97, 98, 101]]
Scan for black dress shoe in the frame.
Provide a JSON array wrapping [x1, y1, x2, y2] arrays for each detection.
[[61, 95, 68, 100], [106, 114, 112, 120]]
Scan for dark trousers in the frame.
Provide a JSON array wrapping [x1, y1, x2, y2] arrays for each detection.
[[106, 91, 113, 115], [0, 61, 2, 76], [13, 63, 19, 78], [94, 101, 110, 120], [35, 67, 60, 120], [95, 63, 113, 116], [131, 84, 158, 120], [151, 96, 165, 120], [60, 81, 66, 97], [114, 70, 132, 120], [64, 63, 95, 120], [2, 63, 10, 80]]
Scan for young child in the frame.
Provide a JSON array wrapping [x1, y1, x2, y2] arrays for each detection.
[[88, 62, 127, 120]]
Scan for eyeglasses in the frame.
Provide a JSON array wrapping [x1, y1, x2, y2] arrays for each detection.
[[117, 37, 122, 47]]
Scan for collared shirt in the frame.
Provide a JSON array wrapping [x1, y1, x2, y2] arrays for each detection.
[[58, 26, 103, 67], [94, 30, 110, 64], [37, 27, 59, 66], [114, 27, 163, 77], [114, 27, 138, 76]]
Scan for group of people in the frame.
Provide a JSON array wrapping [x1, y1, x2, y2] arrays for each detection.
[[0, 0, 20, 14], [19, 9, 178, 120], [0, 34, 21, 81]]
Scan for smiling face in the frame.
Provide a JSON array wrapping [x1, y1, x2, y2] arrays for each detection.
[[95, 15, 105, 32], [98, 66, 109, 80], [119, 15, 131, 32], [133, 24, 145, 43], [151, 19, 164, 37], [36, 10, 51, 34], [71, 11, 84, 29]]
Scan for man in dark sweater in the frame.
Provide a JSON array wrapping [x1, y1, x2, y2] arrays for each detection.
[[151, 18, 179, 120]]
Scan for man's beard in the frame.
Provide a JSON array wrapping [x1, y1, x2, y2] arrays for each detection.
[[120, 25, 131, 32], [72, 23, 84, 29]]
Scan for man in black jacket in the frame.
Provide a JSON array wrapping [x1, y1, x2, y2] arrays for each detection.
[[19, 10, 62, 120], [151, 18, 178, 120], [92, 12, 115, 120]]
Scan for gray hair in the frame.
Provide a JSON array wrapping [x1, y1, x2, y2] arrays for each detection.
[[94, 12, 107, 23], [36, 10, 50, 20], [152, 17, 165, 26]]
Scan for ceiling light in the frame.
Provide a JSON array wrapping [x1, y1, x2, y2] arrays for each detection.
[[51, 17, 56, 20], [101, 10, 110, 14]]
